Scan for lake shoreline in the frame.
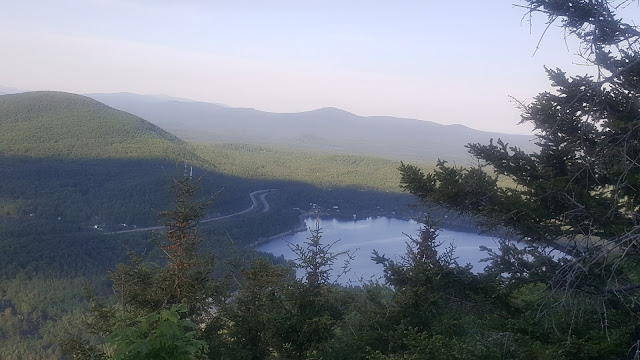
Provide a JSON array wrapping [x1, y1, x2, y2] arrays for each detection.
[[254, 216, 505, 281], [249, 215, 309, 248], [250, 214, 503, 250]]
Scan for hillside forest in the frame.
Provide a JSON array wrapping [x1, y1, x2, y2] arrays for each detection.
[[1, 1, 640, 359]]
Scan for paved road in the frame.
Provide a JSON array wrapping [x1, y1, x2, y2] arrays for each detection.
[[112, 189, 276, 234]]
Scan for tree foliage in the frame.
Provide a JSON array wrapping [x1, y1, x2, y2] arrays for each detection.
[[397, 0, 640, 357], [11, 2, 640, 359], [63, 177, 218, 359], [107, 304, 207, 360], [400, 0, 640, 295], [215, 222, 354, 360]]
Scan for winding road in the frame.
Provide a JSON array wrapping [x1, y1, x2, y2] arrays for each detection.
[[112, 189, 276, 234]]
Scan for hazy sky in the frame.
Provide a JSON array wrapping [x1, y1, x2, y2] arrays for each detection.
[[0, 0, 608, 134]]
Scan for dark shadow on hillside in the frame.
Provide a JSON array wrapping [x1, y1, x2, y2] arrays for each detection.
[[0, 155, 259, 236], [0, 154, 423, 275], [0, 153, 484, 282]]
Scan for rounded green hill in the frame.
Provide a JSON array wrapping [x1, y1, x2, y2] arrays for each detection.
[[0, 91, 191, 160]]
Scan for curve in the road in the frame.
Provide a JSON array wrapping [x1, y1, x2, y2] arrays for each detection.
[[112, 189, 276, 234]]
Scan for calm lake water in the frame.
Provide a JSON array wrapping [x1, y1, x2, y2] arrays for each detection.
[[256, 217, 501, 284]]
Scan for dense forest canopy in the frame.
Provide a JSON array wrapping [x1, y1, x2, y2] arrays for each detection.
[[0, 92, 423, 236], [63, 1, 640, 358], [0, 90, 428, 358], [0, 92, 193, 160], [4, 1, 640, 359]]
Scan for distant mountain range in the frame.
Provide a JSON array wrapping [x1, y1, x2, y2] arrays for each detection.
[[1, 86, 537, 163], [86, 92, 230, 106], [88, 92, 537, 164], [0, 91, 419, 234], [0, 85, 25, 95], [0, 90, 457, 358]]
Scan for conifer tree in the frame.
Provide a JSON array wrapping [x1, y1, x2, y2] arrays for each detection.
[[63, 176, 215, 359], [399, 0, 640, 296], [396, 1, 640, 357]]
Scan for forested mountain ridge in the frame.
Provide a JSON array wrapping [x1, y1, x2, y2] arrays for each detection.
[[0, 91, 258, 234], [3, 0, 638, 357], [0, 91, 198, 161], [88, 92, 537, 164], [0, 91, 426, 358], [0, 90, 426, 237]]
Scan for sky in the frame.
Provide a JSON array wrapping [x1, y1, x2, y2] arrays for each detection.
[[0, 0, 616, 134]]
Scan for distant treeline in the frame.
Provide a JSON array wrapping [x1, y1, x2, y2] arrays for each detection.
[[194, 143, 437, 193], [0, 92, 481, 358]]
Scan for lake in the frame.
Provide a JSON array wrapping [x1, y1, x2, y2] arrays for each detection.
[[256, 216, 501, 285]]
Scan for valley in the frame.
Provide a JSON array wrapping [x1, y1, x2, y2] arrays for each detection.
[[0, 90, 462, 358], [1, 80, 636, 359], [112, 189, 275, 234], [3, 2, 638, 358]]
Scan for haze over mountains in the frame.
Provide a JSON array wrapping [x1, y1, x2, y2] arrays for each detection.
[[0, 90, 536, 358], [0, 85, 24, 95], [0, 91, 421, 235], [1, 86, 537, 164], [89, 92, 537, 164]]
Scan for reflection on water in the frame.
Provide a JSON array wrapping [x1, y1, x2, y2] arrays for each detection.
[[256, 217, 501, 284]]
